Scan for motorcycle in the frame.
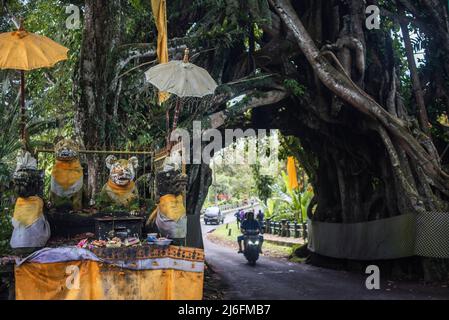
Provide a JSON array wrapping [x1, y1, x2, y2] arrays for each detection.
[[243, 234, 260, 265]]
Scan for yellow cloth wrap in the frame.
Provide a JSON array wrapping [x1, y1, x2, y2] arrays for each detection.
[[151, 0, 170, 104], [147, 194, 186, 225], [105, 180, 136, 206], [159, 194, 186, 221], [51, 159, 83, 191], [13, 196, 44, 227], [15, 260, 204, 300], [287, 156, 299, 190]]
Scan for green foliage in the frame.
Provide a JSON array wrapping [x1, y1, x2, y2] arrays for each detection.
[[22, 0, 81, 127], [0, 105, 20, 182], [264, 197, 279, 217], [283, 79, 305, 97], [181, 0, 271, 53], [247, 0, 271, 23], [263, 168, 313, 223], [0, 98, 19, 253], [0, 208, 13, 255], [251, 161, 274, 205], [206, 161, 256, 207]]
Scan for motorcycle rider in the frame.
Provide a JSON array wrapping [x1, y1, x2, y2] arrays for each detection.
[[237, 211, 263, 254]]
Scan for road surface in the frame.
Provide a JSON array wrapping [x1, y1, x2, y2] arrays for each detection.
[[202, 211, 449, 300]]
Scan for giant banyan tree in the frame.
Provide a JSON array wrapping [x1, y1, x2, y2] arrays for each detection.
[[263, 0, 449, 279], [185, 0, 449, 278], [69, 0, 449, 278], [267, 0, 449, 220]]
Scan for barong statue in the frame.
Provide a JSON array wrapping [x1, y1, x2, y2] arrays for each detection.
[[50, 138, 84, 210], [10, 150, 50, 248], [96, 155, 139, 211]]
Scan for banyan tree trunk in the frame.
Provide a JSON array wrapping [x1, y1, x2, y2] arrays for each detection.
[[268, 0, 449, 279], [186, 163, 212, 248], [74, 0, 123, 199]]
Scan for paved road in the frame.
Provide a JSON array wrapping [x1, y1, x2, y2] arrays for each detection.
[[202, 212, 449, 300]]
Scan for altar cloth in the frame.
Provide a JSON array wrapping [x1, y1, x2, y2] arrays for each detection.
[[15, 246, 204, 300]]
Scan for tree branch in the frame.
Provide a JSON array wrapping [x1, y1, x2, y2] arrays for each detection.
[[269, 0, 449, 197], [398, 8, 430, 135], [208, 87, 288, 129]]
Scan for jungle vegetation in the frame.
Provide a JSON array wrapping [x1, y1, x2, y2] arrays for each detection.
[[0, 0, 449, 277]]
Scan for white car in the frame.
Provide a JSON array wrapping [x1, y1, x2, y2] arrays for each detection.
[[204, 206, 224, 225]]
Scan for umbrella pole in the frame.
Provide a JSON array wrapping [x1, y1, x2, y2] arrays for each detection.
[[168, 98, 183, 151], [166, 109, 170, 148], [172, 98, 183, 132], [20, 70, 26, 147]]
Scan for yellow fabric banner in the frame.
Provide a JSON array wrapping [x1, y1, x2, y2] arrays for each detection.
[[287, 156, 299, 190], [151, 0, 170, 103], [13, 196, 44, 227], [15, 260, 204, 300]]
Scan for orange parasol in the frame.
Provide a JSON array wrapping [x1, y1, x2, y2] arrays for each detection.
[[0, 20, 69, 148]]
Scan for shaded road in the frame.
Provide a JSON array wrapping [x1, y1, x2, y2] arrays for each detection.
[[202, 212, 449, 300]]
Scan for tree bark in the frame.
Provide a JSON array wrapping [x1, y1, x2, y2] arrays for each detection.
[[74, 0, 122, 199], [269, 0, 449, 208], [186, 163, 212, 249], [399, 13, 430, 135], [262, 0, 449, 280]]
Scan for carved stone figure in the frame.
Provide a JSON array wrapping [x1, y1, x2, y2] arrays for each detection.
[[50, 138, 84, 211], [147, 150, 188, 240], [10, 150, 50, 248], [96, 155, 139, 211]]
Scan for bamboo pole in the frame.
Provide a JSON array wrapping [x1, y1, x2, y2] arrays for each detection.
[[35, 149, 153, 155], [20, 70, 26, 141]]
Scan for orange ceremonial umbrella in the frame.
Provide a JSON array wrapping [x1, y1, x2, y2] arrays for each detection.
[[0, 21, 69, 147]]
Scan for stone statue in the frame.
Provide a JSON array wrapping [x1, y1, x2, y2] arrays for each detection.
[[10, 150, 50, 248], [50, 138, 84, 211], [147, 149, 188, 240], [96, 155, 140, 212]]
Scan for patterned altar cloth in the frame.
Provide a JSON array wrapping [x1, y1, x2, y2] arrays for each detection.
[[14, 245, 204, 300]]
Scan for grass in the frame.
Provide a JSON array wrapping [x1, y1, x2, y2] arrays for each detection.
[[208, 221, 292, 258], [288, 243, 308, 263], [211, 221, 241, 239], [289, 256, 307, 263]]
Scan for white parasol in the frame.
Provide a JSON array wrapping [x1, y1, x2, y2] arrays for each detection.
[[145, 48, 218, 148], [145, 50, 217, 98]]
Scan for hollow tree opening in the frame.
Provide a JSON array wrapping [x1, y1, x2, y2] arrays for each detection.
[[182, 0, 449, 280]]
